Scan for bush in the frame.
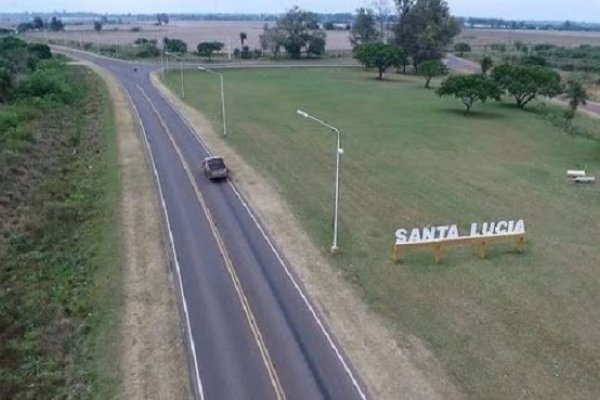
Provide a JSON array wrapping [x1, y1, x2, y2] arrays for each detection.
[[163, 37, 187, 53], [130, 26, 142, 32], [17, 62, 75, 104], [27, 43, 52, 62], [241, 45, 251, 59], [520, 55, 548, 66]]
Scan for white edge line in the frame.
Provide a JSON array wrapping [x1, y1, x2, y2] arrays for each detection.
[[155, 79, 367, 400], [117, 80, 205, 399]]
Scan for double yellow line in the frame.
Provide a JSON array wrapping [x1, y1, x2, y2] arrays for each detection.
[[137, 85, 286, 400]]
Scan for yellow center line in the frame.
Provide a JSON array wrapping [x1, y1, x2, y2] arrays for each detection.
[[136, 85, 286, 400]]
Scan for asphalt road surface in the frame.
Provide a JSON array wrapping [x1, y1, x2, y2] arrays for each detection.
[[58, 48, 369, 400]]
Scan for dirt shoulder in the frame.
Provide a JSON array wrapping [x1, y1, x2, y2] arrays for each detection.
[[151, 72, 463, 400], [80, 62, 191, 399]]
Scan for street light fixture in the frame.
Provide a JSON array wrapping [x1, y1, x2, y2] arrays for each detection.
[[296, 109, 344, 254], [198, 66, 227, 137], [163, 51, 185, 98]]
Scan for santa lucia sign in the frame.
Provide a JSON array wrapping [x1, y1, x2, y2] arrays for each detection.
[[393, 219, 527, 263]]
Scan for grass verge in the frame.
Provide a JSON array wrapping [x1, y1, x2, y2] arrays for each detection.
[[0, 65, 120, 398], [165, 67, 600, 400]]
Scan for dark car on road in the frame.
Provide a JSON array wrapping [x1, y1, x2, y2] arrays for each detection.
[[201, 156, 229, 180]]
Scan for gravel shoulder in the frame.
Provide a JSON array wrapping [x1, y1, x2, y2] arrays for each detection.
[[79, 61, 191, 399], [151, 71, 464, 400]]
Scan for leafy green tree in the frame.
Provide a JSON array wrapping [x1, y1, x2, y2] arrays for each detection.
[[324, 21, 335, 30], [93, 21, 103, 33], [454, 42, 471, 56], [418, 59, 447, 88], [197, 41, 224, 61], [48, 17, 64, 32], [32, 16, 44, 31], [437, 74, 502, 114], [163, 37, 187, 53], [259, 24, 287, 57], [394, 0, 461, 65], [17, 22, 35, 34], [307, 32, 326, 57], [520, 55, 547, 66], [156, 13, 169, 25], [563, 80, 588, 133], [350, 8, 378, 50], [481, 55, 493, 75], [492, 64, 562, 109], [276, 6, 323, 59], [27, 43, 52, 61], [355, 42, 402, 80], [136, 40, 160, 57]]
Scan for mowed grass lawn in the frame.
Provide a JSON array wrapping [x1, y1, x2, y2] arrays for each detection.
[[165, 68, 600, 399]]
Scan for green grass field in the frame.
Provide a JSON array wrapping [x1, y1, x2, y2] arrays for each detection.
[[165, 68, 600, 399]]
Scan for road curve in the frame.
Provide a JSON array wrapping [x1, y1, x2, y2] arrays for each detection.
[[58, 48, 369, 399]]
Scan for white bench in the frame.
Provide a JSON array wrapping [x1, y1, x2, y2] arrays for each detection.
[[573, 176, 596, 184], [567, 169, 587, 178]]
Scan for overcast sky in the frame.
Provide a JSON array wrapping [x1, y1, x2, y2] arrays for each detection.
[[3, 0, 600, 23]]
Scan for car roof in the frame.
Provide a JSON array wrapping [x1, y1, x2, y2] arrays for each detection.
[[203, 156, 224, 161]]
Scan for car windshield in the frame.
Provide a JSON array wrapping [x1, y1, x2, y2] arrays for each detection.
[[208, 158, 225, 169]]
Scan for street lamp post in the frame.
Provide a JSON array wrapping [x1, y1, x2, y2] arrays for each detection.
[[160, 51, 164, 78], [198, 66, 227, 137], [296, 109, 344, 254], [180, 60, 185, 98]]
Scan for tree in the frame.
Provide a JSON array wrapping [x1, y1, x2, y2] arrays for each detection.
[[276, 6, 324, 59], [324, 21, 335, 30], [136, 39, 160, 57], [307, 32, 326, 57], [27, 43, 52, 61], [396, 48, 409, 73], [437, 74, 502, 114], [417, 59, 447, 88], [481, 56, 493, 75], [197, 41, 224, 61], [372, 0, 392, 41], [520, 55, 547, 66], [239, 32, 247, 46], [48, 17, 64, 32], [394, 0, 461, 65], [93, 21, 103, 33], [350, 8, 378, 50], [260, 24, 287, 57], [492, 64, 562, 109], [163, 37, 187, 53], [454, 42, 471, 56], [563, 80, 588, 133], [17, 22, 35, 34], [355, 42, 402, 80], [32, 16, 44, 31], [156, 13, 169, 25]]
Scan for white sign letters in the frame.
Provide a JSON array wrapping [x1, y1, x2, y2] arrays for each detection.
[[395, 219, 526, 245]]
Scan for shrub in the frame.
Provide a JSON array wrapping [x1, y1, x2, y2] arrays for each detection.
[[17, 62, 75, 104], [241, 45, 251, 59]]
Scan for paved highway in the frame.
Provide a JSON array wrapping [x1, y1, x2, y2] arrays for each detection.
[[59, 49, 369, 400]]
